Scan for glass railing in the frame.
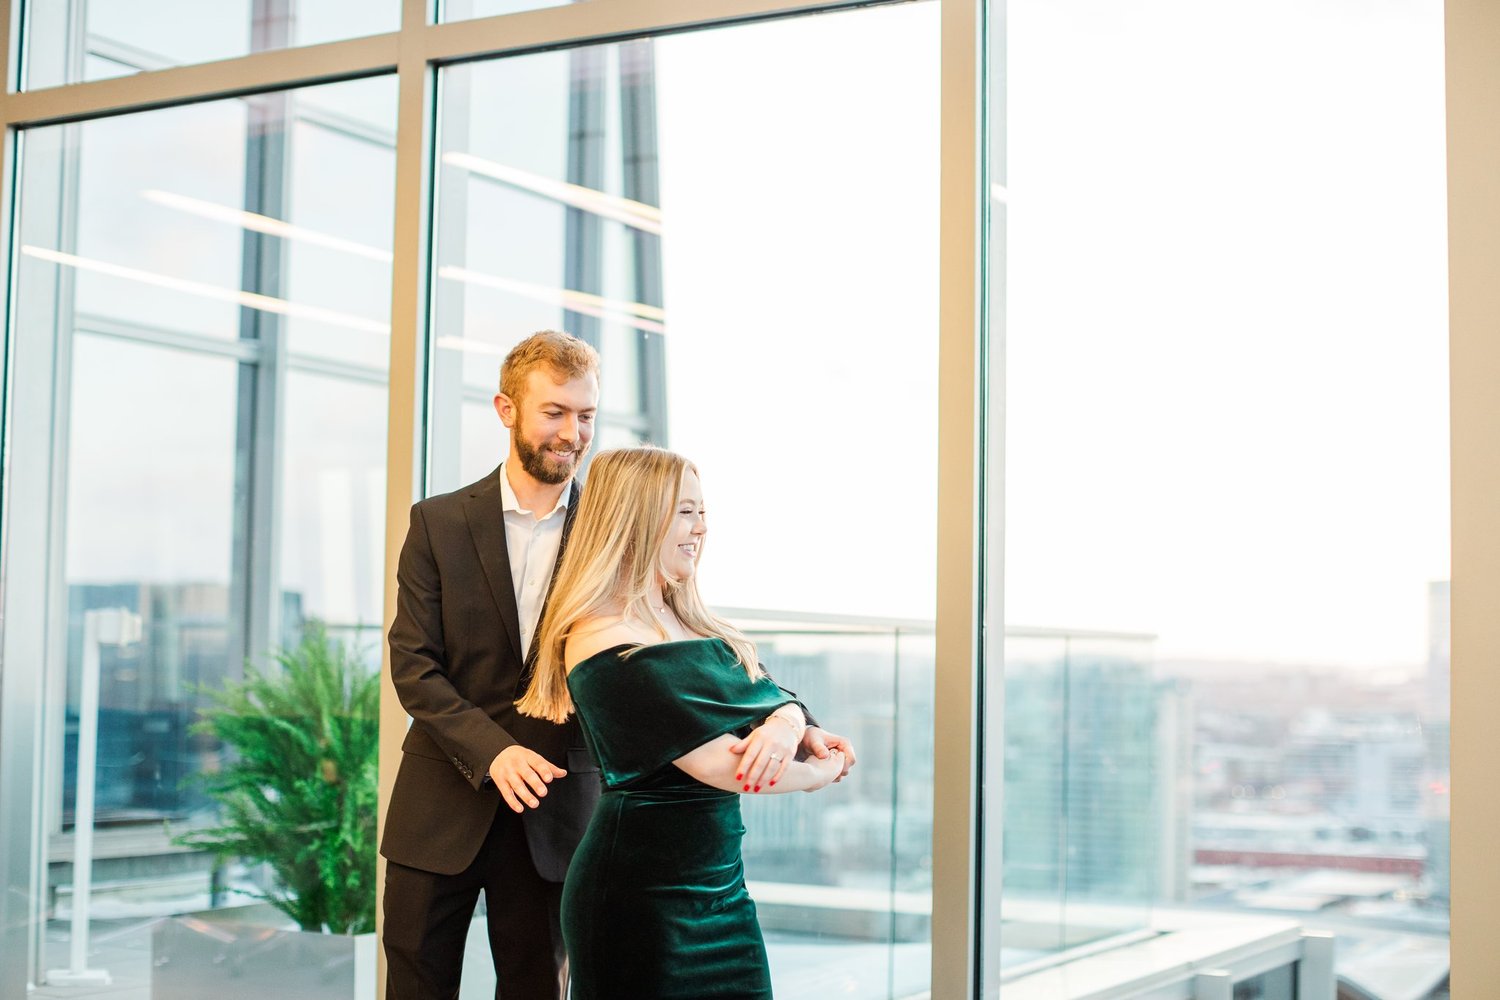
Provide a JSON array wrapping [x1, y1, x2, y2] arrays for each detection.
[[38, 601, 1169, 1000], [727, 610, 1160, 999], [728, 609, 936, 1000], [734, 609, 1448, 999], [997, 629, 1162, 979]]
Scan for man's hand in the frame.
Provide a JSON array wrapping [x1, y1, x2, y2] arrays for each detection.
[[802, 727, 856, 782], [488, 745, 567, 813]]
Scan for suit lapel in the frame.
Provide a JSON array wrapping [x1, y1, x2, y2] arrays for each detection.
[[463, 468, 525, 666]]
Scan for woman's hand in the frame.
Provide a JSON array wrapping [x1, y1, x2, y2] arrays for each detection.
[[802, 727, 857, 782], [677, 734, 834, 794], [727, 711, 802, 792]]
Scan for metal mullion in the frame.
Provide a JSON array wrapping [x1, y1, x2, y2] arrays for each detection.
[[423, 63, 467, 492], [0, 31, 401, 128], [376, 1, 435, 994], [295, 102, 397, 151], [35, 115, 81, 990], [0, 146, 34, 997], [231, 0, 298, 706], [617, 40, 667, 444], [72, 313, 262, 363], [421, 0, 893, 64], [561, 45, 606, 348], [602, 410, 650, 430], [286, 353, 389, 387], [0, 7, 29, 995]]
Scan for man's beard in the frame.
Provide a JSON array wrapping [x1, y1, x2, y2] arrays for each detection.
[[513, 423, 581, 485]]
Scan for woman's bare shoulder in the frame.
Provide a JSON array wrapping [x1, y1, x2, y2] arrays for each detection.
[[564, 615, 656, 671]]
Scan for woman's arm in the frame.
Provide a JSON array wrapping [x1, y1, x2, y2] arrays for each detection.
[[676, 734, 842, 794], [727, 705, 805, 790]]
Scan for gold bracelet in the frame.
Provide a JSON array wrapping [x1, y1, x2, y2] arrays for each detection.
[[766, 712, 804, 737]]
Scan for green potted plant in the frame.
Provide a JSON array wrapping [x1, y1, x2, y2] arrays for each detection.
[[152, 623, 379, 999]]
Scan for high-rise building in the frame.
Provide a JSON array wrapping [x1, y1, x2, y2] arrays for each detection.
[[1001, 643, 1165, 907], [1424, 580, 1451, 904]]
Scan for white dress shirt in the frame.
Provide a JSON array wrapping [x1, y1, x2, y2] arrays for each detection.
[[498, 462, 572, 659]]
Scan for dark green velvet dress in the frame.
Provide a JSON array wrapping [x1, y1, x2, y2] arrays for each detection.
[[562, 637, 798, 1000]]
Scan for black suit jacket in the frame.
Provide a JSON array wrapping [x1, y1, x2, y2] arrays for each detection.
[[381, 468, 599, 881]]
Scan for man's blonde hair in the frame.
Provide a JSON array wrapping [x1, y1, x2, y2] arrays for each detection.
[[517, 447, 761, 723], [499, 330, 600, 403]]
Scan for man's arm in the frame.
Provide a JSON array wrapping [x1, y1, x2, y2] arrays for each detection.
[[759, 670, 857, 780], [762, 667, 817, 729], [388, 502, 515, 790]]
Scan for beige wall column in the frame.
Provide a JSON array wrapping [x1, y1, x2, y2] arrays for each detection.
[[375, 0, 435, 994], [1446, 0, 1500, 993], [933, 0, 986, 996]]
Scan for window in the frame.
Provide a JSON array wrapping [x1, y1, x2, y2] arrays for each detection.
[[5, 74, 395, 992], [994, 0, 1450, 993], [428, 6, 940, 995]]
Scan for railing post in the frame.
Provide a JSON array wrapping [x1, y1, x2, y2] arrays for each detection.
[[1298, 931, 1336, 1000], [1192, 970, 1233, 1000]]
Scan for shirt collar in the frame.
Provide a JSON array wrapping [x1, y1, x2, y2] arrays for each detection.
[[499, 462, 571, 519]]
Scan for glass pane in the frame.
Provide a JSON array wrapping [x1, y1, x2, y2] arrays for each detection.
[[995, 0, 1449, 995], [280, 370, 389, 663], [17, 78, 397, 358], [430, 41, 665, 492], [8, 75, 395, 996], [281, 81, 400, 367], [427, 6, 938, 997], [63, 334, 238, 824], [22, 0, 401, 90], [69, 101, 249, 342]]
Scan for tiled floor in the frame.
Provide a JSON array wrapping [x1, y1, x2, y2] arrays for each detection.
[[33, 919, 930, 999]]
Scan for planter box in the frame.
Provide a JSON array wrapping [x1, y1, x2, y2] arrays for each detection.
[[151, 907, 375, 1000]]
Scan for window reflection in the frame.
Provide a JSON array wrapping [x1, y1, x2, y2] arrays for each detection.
[[12, 75, 395, 994], [22, 0, 401, 90]]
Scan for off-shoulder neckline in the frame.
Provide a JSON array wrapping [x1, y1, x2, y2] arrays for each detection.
[[569, 635, 727, 673]]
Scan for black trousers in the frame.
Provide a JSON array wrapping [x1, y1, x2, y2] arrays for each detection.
[[384, 805, 566, 1000]]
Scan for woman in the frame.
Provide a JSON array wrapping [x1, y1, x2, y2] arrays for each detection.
[[517, 447, 845, 999]]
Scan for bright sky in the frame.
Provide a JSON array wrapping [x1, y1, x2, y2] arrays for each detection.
[[1001, 0, 1449, 668], [51, 0, 1449, 671], [656, 0, 1449, 670]]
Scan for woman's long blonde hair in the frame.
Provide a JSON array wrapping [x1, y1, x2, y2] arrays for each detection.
[[517, 447, 761, 723]]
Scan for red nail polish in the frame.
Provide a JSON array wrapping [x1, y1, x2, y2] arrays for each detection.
[[769, 781, 776, 786], [754, 785, 761, 792], [743, 784, 751, 791], [735, 774, 743, 781]]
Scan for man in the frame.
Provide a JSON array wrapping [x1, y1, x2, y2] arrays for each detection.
[[382, 331, 601, 1000], [381, 330, 856, 999]]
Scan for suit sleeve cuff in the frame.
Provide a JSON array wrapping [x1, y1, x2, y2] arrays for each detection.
[[467, 728, 518, 791]]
